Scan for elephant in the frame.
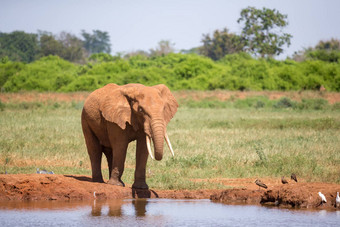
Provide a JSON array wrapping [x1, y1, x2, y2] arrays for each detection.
[[81, 83, 178, 189]]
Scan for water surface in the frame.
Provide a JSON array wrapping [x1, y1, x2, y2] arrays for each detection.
[[0, 199, 339, 226]]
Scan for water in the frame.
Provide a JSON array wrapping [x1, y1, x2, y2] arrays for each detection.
[[0, 199, 339, 226]]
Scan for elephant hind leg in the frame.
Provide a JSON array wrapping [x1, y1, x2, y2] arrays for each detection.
[[103, 147, 113, 179], [81, 118, 104, 183]]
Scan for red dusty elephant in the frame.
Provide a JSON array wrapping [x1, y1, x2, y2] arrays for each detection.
[[81, 83, 178, 189]]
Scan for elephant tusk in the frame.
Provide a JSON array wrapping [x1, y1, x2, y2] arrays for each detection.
[[165, 133, 175, 157], [146, 135, 155, 160]]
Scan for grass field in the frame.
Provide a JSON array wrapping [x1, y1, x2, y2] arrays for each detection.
[[0, 92, 339, 189]]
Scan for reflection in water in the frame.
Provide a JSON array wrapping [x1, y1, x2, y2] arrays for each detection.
[[90, 199, 148, 217], [132, 199, 148, 217], [1, 199, 340, 226]]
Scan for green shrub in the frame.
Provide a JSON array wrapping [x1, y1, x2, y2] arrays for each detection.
[[296, 99, 329, 110], [233, 96, 274, 109], [0, 61, 25, 88], [3, 56, 77, 92], [60, 75, 99, 92], [273, 97, 296, 109], [0, 100, 5, 111], [1, 53, 340, 92]]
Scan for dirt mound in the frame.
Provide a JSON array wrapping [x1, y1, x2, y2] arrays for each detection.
[[211, 181, 340, 210], [1, 174, 339, 210], [0, 174, 220, 201]]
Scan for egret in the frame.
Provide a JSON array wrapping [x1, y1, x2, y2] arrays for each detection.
[[318, 192, 327, 203]]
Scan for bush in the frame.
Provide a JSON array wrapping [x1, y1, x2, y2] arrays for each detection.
[[296, 99, 329, 110], [1, 53, 340, 92], [0, 61, 25, 88], [3, 56, 77, 92], [274, 97, 296, 109]]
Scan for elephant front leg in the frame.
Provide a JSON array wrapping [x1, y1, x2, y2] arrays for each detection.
[[132, 136, 149, 189], [107, 142, 128, 187]]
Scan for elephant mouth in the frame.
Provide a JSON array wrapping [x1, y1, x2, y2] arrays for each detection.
[[146, 133, 174, 160]]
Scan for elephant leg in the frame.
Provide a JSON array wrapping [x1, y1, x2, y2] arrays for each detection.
[[132, 136, 149, 189], [103, 147, 113, 179], [107, 141, 128, 187], [82, 120, 104, 183]]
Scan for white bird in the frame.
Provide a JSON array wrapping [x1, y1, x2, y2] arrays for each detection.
[[93, 191, 96, 199], [318, 192, 327, 203], [336, 192, 340, 207], [36, 168, 54, 174]]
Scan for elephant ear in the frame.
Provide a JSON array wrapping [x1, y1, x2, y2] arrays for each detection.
[[153, 84, 178, 124], [100, 88, 132, 130]]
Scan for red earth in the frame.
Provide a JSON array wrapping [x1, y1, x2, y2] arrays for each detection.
[[1, 90, 340, 104], [1, 174, 339, 211]]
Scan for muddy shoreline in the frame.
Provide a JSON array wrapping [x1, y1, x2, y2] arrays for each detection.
[[1, 174, 339, 211]]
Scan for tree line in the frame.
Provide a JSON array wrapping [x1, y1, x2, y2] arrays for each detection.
[[1, 6, 339, 63], [0, 6, 293, 63], [0, 30, 111, 63], [0, 6, 339, 93]]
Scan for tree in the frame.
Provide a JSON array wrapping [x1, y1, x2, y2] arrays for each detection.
[[149, 40, 175, 57], [124, 50, 149, 59], [200, 28, 244, 60], [293, 38, 340, 62], [0, 31, 39, 62], [81, 30, 111, 54], [38, 31, 87, 63], [237, 7, 292, 58], [38, 31, 63, 57], [58, 32, 87, 62], [315, 38, 340, 51]]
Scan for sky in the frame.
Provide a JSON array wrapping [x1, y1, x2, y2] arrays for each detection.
[[1, 0, 340, 59]]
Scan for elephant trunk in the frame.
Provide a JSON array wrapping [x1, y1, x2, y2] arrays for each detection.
[[150, 118, 165, 161]]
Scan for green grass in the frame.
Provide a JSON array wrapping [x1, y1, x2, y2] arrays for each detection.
[[0, 97, 339, 189]]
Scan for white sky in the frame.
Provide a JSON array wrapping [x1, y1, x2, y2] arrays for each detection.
[[1, 0, 340, 59]]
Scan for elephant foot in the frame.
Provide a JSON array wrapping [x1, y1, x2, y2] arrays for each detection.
[[107, 178, 125, 187], [92, 177, 105, 183], [132, 181, 149, 189]]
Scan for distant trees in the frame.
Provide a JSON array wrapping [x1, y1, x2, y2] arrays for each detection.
[[200, 28, 244, 60], [39, 31, 87, 63], [237, 7, 292, 58], [293, 38, 340, 62], [0, 30, 111, 63], [200, 7, 292, 60], [149, 40, 175, 57], [81, 30, 111, 54], [0, 31, 39, 62]]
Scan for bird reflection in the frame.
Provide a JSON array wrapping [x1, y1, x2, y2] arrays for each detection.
[[91, 200, 102, 216]]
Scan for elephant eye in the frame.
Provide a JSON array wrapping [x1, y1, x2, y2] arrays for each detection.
[[138, 106, 144, 113]]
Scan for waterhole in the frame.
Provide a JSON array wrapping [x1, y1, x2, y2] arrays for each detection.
[[0, 199, 339, 226]]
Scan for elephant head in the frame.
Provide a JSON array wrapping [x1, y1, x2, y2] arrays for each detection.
[[100, 83, 178, 160]]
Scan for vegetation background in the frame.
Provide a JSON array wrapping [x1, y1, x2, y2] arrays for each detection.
[[1, 7, 340, 93]]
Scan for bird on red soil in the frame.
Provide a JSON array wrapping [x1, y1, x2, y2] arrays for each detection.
[[336, 192, 340, 208], [318, 192, 327, 204], [291, 173, 298, 182], [255, 179, 268, 189], [281, 176, 288, 184]]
